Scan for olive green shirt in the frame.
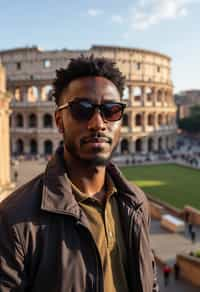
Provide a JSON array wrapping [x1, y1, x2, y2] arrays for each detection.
[[69, 174, 129, 292]]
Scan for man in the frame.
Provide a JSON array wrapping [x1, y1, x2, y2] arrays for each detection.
[[0, 55, 158, 292]]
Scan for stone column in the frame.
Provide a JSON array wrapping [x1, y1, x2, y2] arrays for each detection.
[[142, 111, 147, 132], [130, 138, 135, 154], [142, 86, 146, 106]]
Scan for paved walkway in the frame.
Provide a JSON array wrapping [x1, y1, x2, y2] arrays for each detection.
[[150, 220, 200, 265], [10, 159, 200, 291], [157, 266, 199, 291]]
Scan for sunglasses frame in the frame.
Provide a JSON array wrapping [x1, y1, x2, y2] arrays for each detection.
[[56, 100, 126, 122]]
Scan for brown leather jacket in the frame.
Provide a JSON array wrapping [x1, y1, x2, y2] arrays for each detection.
[[0, 148, 159, 292]]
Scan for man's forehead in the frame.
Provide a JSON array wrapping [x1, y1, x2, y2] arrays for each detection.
[[62, 76, 119, 96]]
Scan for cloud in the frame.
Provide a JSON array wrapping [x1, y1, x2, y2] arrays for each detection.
[[87, 9, 103, 17], [111, 15, 124, 24], [131, 0, 194, 30]]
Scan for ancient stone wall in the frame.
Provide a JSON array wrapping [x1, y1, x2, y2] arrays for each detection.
[[0, 45, 177, 157]]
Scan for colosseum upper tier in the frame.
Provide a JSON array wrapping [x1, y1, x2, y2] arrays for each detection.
[[0, 45, 177, 157]]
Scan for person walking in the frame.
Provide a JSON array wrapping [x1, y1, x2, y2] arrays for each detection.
[[174, 262, 180, 280], [163, 264, 171, 287]]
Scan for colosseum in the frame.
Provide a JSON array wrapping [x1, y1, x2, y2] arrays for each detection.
[[0, 45, 177, 157]]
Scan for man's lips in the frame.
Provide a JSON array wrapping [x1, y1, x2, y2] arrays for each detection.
[[83, 138, 111, 144], [80, 135, 112, 145]]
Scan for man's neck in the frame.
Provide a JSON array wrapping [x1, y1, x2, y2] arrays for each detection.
[[64, 148, 107, 201]]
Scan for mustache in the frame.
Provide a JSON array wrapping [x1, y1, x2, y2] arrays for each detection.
[[80, 133, 112, 145]]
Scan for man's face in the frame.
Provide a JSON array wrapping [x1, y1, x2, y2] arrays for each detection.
[[55, 76, 122, 166]]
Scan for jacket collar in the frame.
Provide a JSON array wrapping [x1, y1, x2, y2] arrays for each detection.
[[41, 147, 144, 218]]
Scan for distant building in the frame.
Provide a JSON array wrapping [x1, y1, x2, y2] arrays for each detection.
[[0, 63, 14, 202], [0, 45, 177, 156], [175, 90, 200, 120]]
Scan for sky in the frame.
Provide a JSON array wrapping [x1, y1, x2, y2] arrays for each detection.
[[0, 0, 200, 93]]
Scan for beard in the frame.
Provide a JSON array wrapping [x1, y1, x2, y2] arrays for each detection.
[[63, 132, 118, 167]]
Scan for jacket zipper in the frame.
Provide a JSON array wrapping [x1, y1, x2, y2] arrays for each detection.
[[129, 207, 143, 292]]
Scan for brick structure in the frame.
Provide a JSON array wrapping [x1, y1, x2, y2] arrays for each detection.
[[0, 45, 177, 157]]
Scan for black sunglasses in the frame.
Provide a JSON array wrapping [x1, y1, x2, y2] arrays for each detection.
[[56, 99, 126, 122]]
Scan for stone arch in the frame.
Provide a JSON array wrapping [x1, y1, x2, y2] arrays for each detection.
[[166, 136, 169, 149], [41, 85, 53, 101], [158, 114, 163, 126], [29, 113, 37, 128], [122, 86, 129, 100], [120, 139, 129, 154], [135, 139, 142, 152], [133, 86, 142, 101], [146, 87, 153, 102], [157, 89, 162, 102], [147, 113, 154, 126], [15, 113, 24, 127], [135, 113, 142, 126], [122, 113, 129, 126], [16, 139, 24, 155], [43, 113, 53, 128], [30, 139, 38, 155], [158, 137, 163, 151], [44, 140, 53, 155], [148, 138, 154, 152], [27, 86, 39, 102], [14, 87, 22, 101]]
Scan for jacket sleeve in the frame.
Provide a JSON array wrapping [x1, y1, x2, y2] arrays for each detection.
[[0, 213, 26, 291]]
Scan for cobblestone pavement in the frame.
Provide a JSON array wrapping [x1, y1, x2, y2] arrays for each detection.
[[10, 160, 200, 292]]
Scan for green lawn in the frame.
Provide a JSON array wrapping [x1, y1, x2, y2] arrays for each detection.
[[120, 164, 200, 210]]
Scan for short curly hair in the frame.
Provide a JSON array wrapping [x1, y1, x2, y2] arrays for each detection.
[[53, 55, 126, 106]]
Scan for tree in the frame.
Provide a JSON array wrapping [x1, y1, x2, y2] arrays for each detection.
[[178, 105, 200, 133]]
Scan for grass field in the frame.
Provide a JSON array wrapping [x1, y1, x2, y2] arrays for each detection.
[[120, 163, 200, 210]]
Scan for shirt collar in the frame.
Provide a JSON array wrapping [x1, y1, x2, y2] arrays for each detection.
[[69, 173, 117, 204]]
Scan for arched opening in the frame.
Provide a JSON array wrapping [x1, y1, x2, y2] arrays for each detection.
[[158, 137, 163, 152], [122, 114, 129, 126], [120, 139, 129, 154], [16, 139, 24, 155], [43, 114, 53, 128], [158, 114, 163, 126], [135, 139, 142, 152], [44, 140, 53, 155], [27, 86, 39, 102], [166, 136, 169, 149], [29, 113, 37, 128], [148, 138, 154, 152], [146, 87, 153, 102], [15, 88, 22, 101], [16, 114, 24, 127], [135, 114, 142, 126], [147, 114, 154, 126], [122, 86, 129, 100], [157, 90, 162, 102], [133, 87, 142, 102], [30, 139, 38, 155], [41, 85, 53, 101]]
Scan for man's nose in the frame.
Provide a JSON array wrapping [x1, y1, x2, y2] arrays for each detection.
[[87, 109, 106, 131]]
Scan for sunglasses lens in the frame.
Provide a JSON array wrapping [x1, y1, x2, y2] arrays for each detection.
[[69, 101, 125, 122], [102, 103, 124, 121], [70, 101, 93, 121]]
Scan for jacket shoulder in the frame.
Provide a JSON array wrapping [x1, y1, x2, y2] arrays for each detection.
[[0, 173, 44, 224]]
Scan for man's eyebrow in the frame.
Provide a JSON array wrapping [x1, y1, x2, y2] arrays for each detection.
[[72, 96, 91, 102]]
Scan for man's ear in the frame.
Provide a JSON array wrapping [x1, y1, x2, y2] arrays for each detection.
[[55, 111, 64, 133]]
